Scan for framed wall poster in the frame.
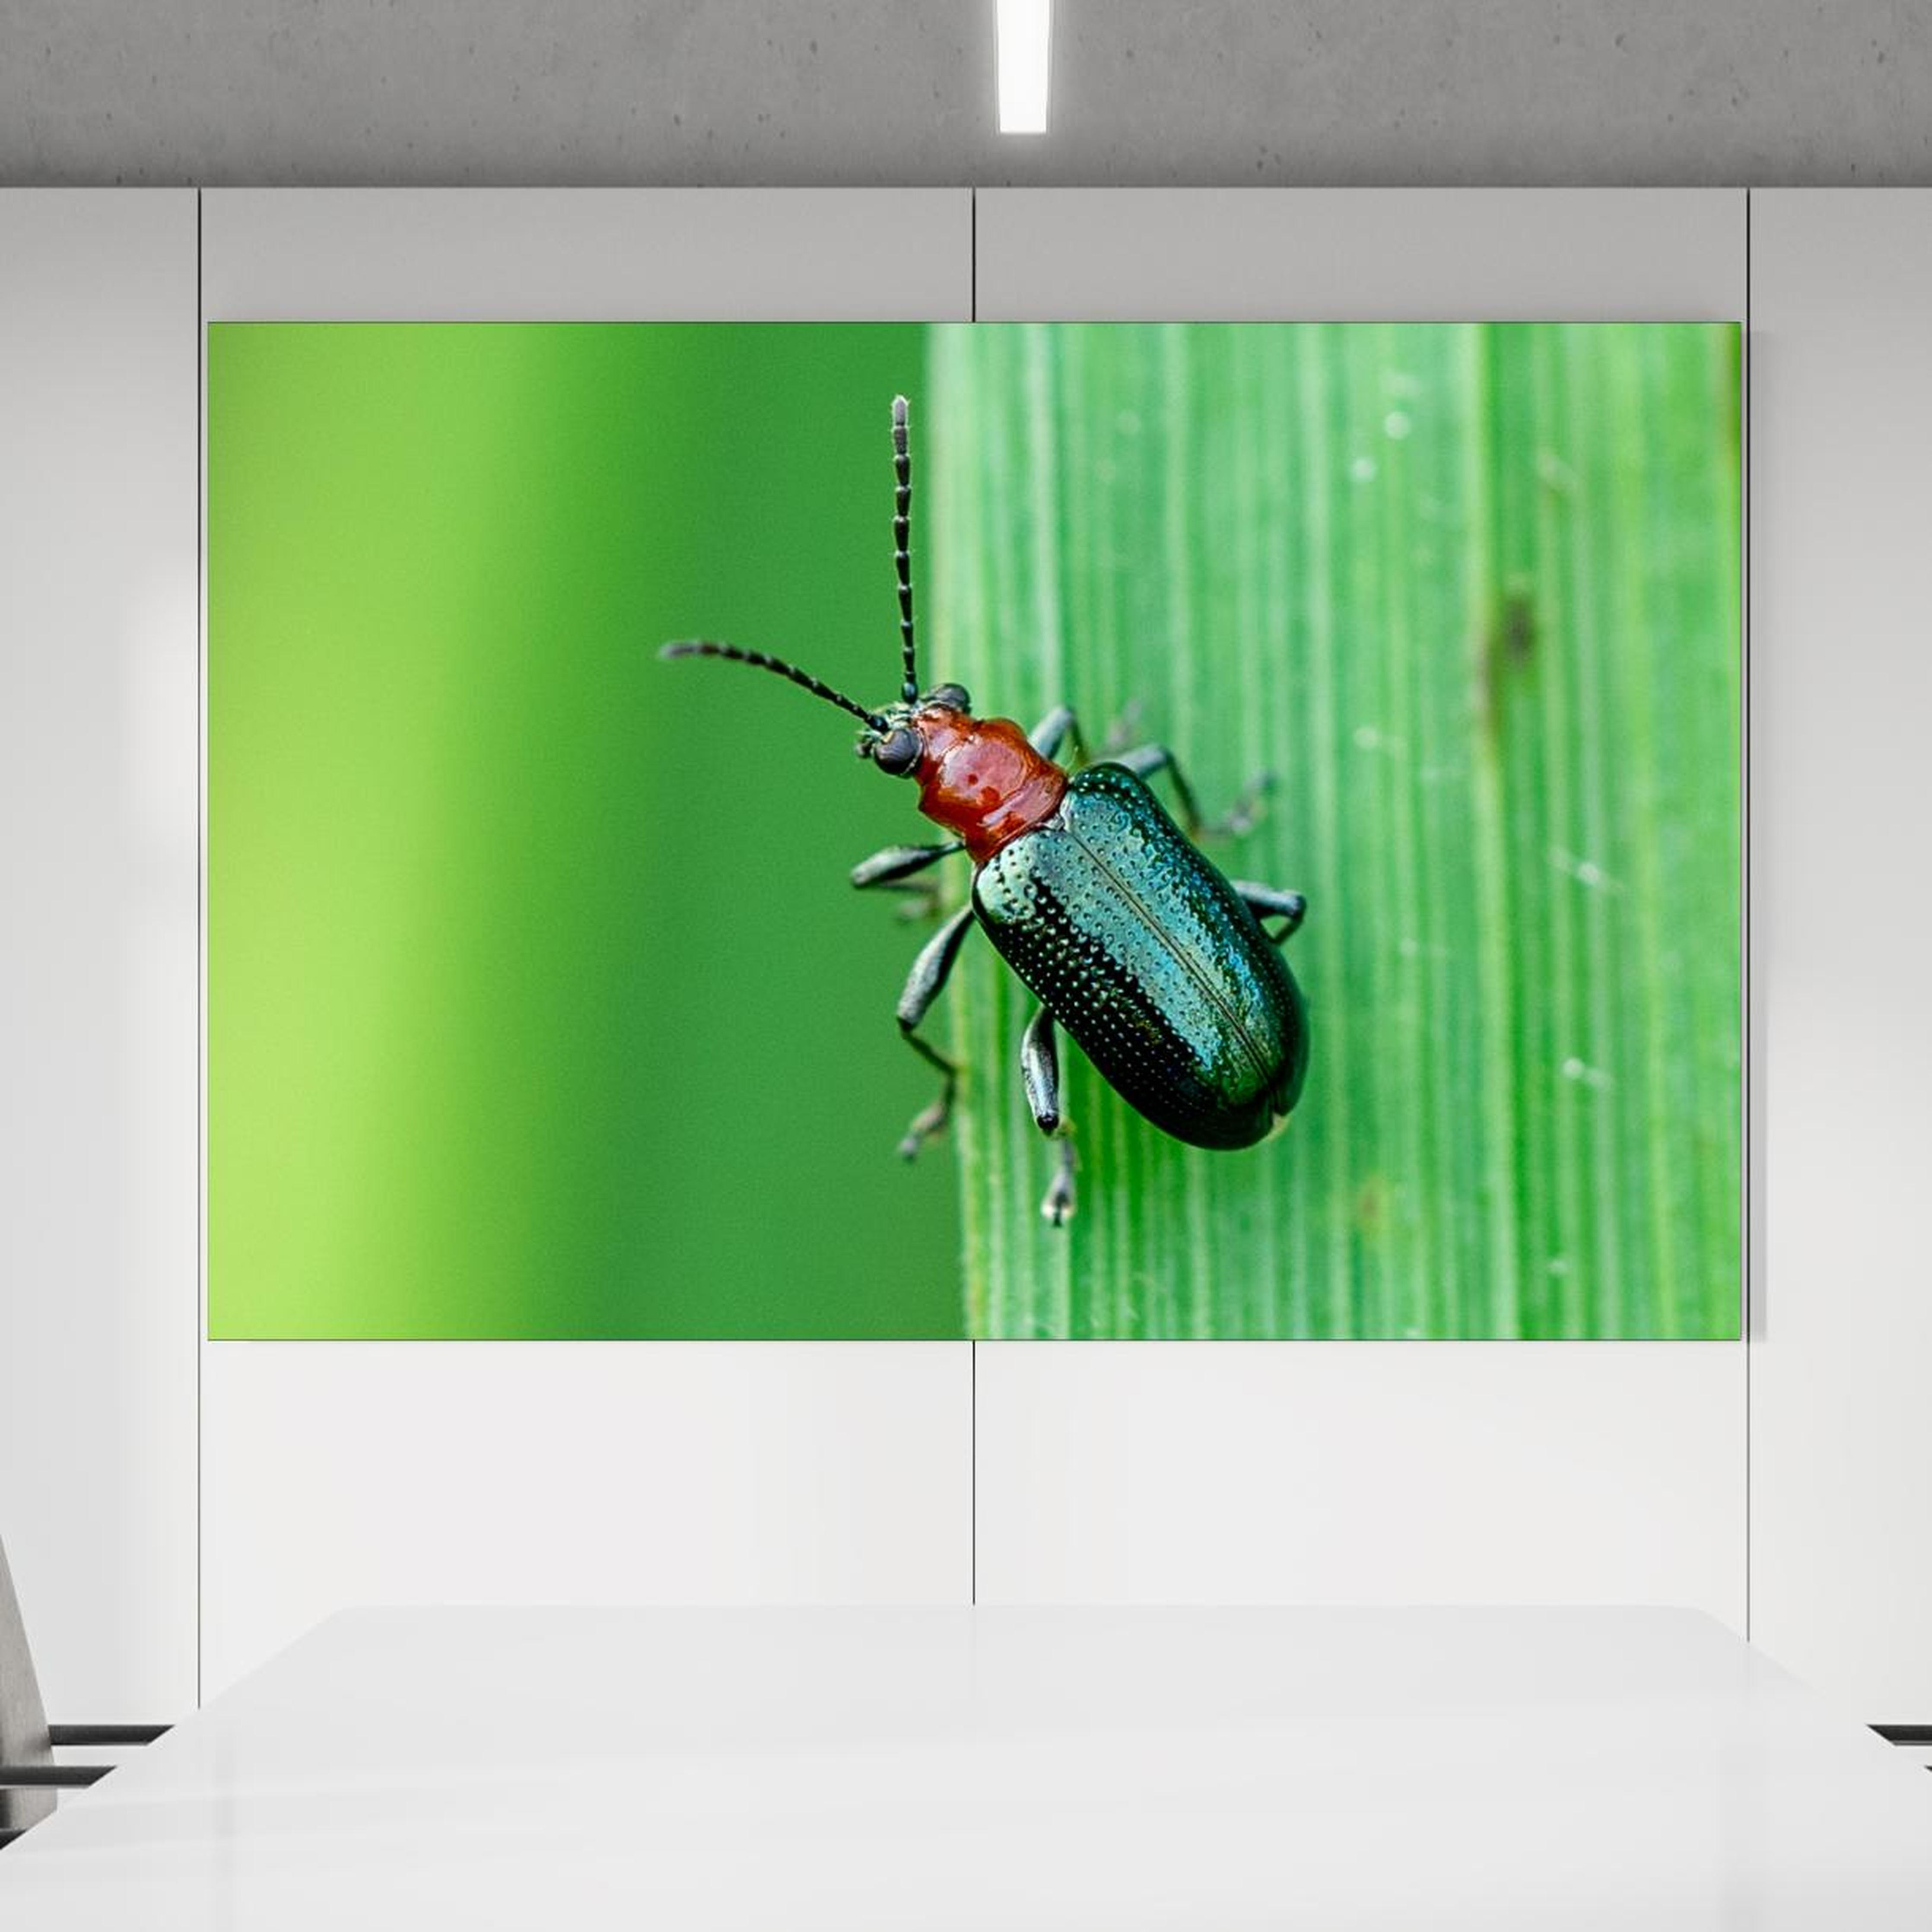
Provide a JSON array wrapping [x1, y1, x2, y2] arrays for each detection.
[[207, 319, 1741, 1339]]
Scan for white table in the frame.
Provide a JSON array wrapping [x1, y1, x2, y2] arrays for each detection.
[[1, 1606, 1927, 1927]]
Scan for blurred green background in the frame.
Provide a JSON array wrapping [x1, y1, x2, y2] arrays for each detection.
[[210, 323, 961, 1337], [209, 320, 1740, 1341]]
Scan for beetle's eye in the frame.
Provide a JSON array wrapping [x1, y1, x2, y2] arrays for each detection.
[[872, 726, 922, 777], [927, 683, 972, 713]]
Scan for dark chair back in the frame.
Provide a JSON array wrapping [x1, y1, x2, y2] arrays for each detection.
[[0, 1540, 54, 1838]]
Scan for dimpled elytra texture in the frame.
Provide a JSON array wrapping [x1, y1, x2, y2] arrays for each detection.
[[972, 765, 1307, 1150]]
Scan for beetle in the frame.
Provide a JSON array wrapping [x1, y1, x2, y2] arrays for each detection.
[[662, 395, 1309, 1225]]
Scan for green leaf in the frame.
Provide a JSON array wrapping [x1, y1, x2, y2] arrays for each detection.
[[926, 322, 1741, 1340]]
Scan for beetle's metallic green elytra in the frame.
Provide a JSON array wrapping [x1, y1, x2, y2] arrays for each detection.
[[973, 763, 1309, 1150]]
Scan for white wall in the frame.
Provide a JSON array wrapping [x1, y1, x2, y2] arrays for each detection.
[[1749, 191, 1932, 1716], [0, 191, 200, 1721], [5, 187, 1927, 1722]]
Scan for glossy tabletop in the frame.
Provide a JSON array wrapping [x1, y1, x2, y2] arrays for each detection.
[[2, 1605, 1928, 1927]]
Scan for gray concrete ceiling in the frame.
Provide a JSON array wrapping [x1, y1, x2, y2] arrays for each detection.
[[2, 0, 1928, 187]]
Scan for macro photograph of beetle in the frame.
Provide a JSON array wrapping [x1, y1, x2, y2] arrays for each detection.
[[207, 318, 1740, 1342]]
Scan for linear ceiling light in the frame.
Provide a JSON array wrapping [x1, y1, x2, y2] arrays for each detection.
[[997, 0, 1052, 134]]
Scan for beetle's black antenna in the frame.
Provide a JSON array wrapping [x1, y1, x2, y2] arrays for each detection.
[[893, 395, 917, 705], [660, 641, 888, 730]]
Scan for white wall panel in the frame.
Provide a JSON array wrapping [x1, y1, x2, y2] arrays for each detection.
[[1750, 190, 1932, 1718], [202, 188, 968, 319], [973, 189, 1748, 1624], [201, 1346, 969, 1695], [200, 189, 975, 1695], [976, 188, 1744, 321], [977, 1346, 1743, 1615], [0, 191, 200, 1718]]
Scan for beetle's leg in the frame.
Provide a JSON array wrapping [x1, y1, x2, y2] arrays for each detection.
[[894, 903, 976, 1160], [1231, 880, 1307, 944], [1042, 1135, 1078, 1228], [852, 841, 963, 888], [1020, 1006, 1078, 1227], [852, 840, 966, 921], [1027, 704, 1087, 766], [1111, 742, 1274, 840], [1019, 1005, 1064, 1135]]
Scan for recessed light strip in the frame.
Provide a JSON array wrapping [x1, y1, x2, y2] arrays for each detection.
[[997, 0, 1052, 135]]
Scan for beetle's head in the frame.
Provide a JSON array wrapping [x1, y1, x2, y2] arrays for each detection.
[[858, 685, 973, 779]]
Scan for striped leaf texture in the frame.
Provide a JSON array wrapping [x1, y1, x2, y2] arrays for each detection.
[[926, 322, 1741, 1340]]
